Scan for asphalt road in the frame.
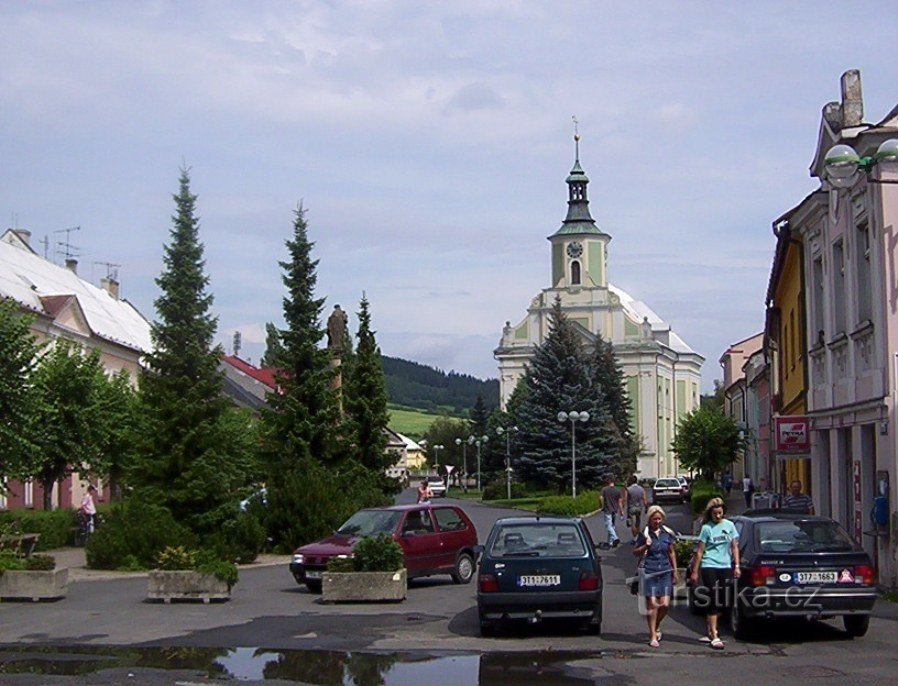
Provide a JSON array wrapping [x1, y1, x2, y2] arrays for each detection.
[[1, 490, 897, 685]]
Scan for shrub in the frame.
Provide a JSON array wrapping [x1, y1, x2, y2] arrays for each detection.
[[0, 550, 25, 571], [674, 539, 694, 568], [538, 490, 601, 516], [0, 509, 75, 550], [155, 546, 198, 570], [85, 496, 195, 570], [153, 546, 238, 588], [689, 480, 724, 515], [352, 534, 404, 572], [481, 478, 527, 501], [325, 556, 356, 573], [205, 510, 267, 564]]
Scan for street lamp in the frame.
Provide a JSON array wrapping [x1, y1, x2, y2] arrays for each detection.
[[495, 425, 519, 499], [468, 434, 489, 492], [454, 438, 468, 491], [823, 138, 898, 187], [557, 410, 590, 497]]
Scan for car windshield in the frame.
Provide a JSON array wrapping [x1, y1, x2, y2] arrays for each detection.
[[489, 524, 586, 558], [756, 520, 856, 553], [427, 477, 444, 484], [336, 510, 402, 536], [655, 479, 678, 488]]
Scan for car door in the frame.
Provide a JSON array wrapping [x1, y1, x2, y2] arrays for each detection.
[[433, 506, 473, 569], [397, 507, 442, 574]]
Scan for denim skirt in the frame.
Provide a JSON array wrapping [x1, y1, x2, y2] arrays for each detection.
[[642, 568, 673, 598]]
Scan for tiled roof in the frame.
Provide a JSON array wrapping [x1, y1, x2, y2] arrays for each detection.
[[221, 355, 279, 390], [0, 233, 151, 353]]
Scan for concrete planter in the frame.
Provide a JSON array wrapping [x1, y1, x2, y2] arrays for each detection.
[[147, 570, 230, 604], [321, 568, 407, 603], [0, 568, 68, 601]]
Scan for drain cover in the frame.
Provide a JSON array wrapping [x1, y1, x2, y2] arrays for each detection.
[[794, 666, 845, 678]]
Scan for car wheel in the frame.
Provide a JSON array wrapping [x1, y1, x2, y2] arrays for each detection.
[[729, 598, 755, 640], [843, 615, 870, 637], [452, 553, 475, 584], [305, 580, 322, 594]]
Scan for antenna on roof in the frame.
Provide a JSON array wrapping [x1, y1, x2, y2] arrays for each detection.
[[52, 226, 81, 263], [233, 331, 242, 358], [93, 261, 121, 282]]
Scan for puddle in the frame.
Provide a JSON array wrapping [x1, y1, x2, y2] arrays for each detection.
[[0, 646, 600, 684]]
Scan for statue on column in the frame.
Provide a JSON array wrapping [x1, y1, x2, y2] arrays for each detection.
[[327, 304, 348, 353]]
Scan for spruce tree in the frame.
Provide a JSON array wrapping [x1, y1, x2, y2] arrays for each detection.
[[131, 169, 246, 535], [343, 294, 390, 473], [0, 300, 40, 481], [260, 322, 285, 368], [588, 334, 638, 478]]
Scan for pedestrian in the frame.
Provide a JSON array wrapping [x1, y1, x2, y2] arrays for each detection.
[[723, 473, 733, 497], [80, 484, 98, 534], [416, 479, 433, 504], [633, 505, 678, 647], [600, 475, 624, 547], [783, 480, 815, 514], [626, 475, 647, 543], [691, 497, 740, 650], [742, 473, 754, 508]]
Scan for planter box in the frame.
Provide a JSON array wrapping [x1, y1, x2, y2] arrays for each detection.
[[322, 568, 407, 603], [0, 568, 68, 601], [147, 570, 230, 604]]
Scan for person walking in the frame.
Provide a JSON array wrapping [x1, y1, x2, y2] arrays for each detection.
[[626, 475, 647, 543], [633, 505, 678, 647], [80, 484, 98, 534], [742, 474, 754, 508], [600, 475, 624, 548], [691, 497, 740, 650], [416, 479, 433, 504], [783, 480, 815, 514]]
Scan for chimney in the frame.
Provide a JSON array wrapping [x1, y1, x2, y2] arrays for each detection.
[[100, 276, 120, 300], [65, 258, 78, 274], [15, 229, 31, 246], [840, 69, 863, 128]]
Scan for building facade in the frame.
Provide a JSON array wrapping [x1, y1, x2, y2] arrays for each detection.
[[784, 70, 898, 586], [495, 147, 704, 479]]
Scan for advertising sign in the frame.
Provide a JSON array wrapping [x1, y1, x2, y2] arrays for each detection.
[[774, 416, 811, 456]]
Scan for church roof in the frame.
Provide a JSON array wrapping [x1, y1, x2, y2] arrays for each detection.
[[608, 283, 700, 355], [0, 232, 151, 353], [551, 152, 609, 239]]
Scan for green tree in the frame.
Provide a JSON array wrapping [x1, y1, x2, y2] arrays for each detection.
[[511, 300, 619, 491], [0, 300, 40, 482], [422, 415, 470, 474], [260, 322, 285, 368], [91, 369, 137, 502], [343, 295, 390, 474], [671, 406, 743, 479], [701, 379, 726, 411], [29, 342, 106, 510], [130, 168, 250, 536]]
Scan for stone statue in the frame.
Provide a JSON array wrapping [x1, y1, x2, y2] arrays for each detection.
[[327, 304, 348, 352], [501, 320, 513, 346], [642, 316, 653, 340]]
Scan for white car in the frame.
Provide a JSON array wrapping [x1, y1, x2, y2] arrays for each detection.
[[426, 475, 447, 498]]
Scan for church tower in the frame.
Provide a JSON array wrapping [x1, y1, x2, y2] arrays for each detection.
[[548, 132, 611, 289]]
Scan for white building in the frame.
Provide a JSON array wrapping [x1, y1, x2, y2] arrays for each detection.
[[494, 146, 704, 479]]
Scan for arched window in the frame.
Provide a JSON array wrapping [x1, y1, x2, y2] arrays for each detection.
[[571, 260, 581, 285]]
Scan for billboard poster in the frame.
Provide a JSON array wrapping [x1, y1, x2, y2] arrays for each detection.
[[774, 416, 811, 456]]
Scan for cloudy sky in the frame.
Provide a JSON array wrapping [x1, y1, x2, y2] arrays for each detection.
[[3, 1, 897, 390]]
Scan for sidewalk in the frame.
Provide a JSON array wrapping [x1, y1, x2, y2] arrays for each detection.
[[48, 547, 290, 582]]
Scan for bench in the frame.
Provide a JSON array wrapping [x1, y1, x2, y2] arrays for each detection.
[[0, 533, 40, 557]]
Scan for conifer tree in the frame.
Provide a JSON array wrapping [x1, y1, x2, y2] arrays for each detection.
[[588, 334, 639, 478], [131, 169, 248, 534], [260, 322, 285, 368], [343, 295, 390, 473], [260, 203, 337, 470], [0, 300, 40, 481]]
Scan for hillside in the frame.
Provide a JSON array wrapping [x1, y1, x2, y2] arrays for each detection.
[[382, 355, 499, 415]]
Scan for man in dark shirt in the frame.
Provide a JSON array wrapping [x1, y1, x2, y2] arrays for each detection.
[[783, 480, 814, 514], [600, 476, 624, 547]]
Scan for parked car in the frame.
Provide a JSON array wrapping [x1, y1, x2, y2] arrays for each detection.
[[675, 476, 692, 501], [290, 504, 477, 592], [651, 477, 686, 504], [476, 516, 603, 635], [426, 474, 447, 498], [686, 510, 876, 638]]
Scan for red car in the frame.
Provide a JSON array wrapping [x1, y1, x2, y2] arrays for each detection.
[[290, 504, 479, 592]]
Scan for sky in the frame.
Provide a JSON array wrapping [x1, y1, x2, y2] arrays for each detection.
[[3, 1, 898, 391]]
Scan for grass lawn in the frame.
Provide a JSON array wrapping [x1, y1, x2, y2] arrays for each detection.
[[387, 404, 458, 438]]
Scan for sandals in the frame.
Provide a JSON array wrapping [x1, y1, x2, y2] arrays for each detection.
[[649, 638, 660, 648], [710, 637, 725, 650]]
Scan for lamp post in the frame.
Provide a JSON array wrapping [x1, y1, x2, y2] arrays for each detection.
[[468, 434, 489, 492], [496, 425, 519, 499], [557, 410, 590, 497], [454, 438, 468, 491], [822, 139, 898, 187]]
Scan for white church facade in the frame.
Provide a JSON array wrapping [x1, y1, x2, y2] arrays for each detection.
[[494, 147, 704, 479]]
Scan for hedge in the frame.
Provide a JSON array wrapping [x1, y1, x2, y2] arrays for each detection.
[[689, 480, 725, 515], [0, 509, 76, 550], [537, 490, 601, 516]]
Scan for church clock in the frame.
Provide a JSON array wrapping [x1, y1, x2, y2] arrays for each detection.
[[566, 241, 583, 258]]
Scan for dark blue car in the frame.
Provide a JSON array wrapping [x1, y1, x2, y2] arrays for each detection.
[[476, 516, 603, 635]]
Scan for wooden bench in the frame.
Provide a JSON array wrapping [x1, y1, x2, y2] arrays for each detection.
[[0, 533, 40, 557]]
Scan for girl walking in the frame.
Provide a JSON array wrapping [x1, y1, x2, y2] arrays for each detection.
[[633, 505, 678, 647]]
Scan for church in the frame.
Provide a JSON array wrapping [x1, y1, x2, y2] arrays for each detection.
[[494, 140, 704, 479]]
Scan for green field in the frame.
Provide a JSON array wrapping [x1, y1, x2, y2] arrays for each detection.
[[387, 404, 459, 439]]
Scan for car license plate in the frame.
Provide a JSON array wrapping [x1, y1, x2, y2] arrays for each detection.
[[794, 571, 837, 584], [305, 570, 322, 580], [518, 575, 561, 587]]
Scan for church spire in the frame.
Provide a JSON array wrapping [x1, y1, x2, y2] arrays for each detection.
[[551, 119, 606, 236]]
